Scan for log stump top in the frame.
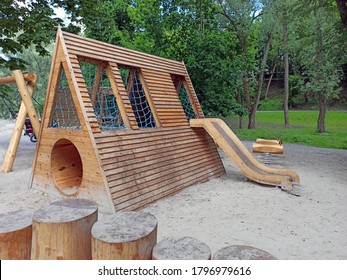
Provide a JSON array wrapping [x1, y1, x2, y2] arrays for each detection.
[[92, 211, 157, 243], [33, 198, 98, 224], [0, 210, 33, 234], [213, 245, 277, 260], [152, 237, 211, 260]]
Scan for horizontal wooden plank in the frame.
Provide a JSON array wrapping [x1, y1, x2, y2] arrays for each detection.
[[108, 149, 221, 190], [63, 34, 187, 75], [105, 145, 222, 184], [112, 162, 225, 210], [97, 133, 213, 157], [102, 140, 216, 171], [118, 167, 225, 211]]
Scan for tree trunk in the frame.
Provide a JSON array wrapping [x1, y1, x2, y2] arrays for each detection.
[[315, 0, 326, 133], [336, 0, 347, 27], [0, 210, 33, 260], [31, 199, 98, 260], [265, 63, 276, 99], [237, 90, 243, 129], [243, 73, 251, 111], [283, 22, 290, 127], [92, 212, 157, 260], [248, 32, 273, 129], [317, 93, 326, 133]]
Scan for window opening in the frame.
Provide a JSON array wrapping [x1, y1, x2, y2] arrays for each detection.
[[118, 66, 156, 128], [79, 60, 125, 130], [50, 66, 81, 129]]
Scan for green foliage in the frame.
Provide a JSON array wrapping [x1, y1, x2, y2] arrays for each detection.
[[258, 98, 283, 111], [1, 0, 346, 126], [0, 0, 66, 69]]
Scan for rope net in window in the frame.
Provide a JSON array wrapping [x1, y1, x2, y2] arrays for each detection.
[[119, 66, 156, 128], [178, 82, 196, 120], [79, 61, 125, 130], [50, 68, 81, 129]]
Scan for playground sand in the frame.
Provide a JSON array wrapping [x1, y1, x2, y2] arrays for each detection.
[[0, 119, 346, 259]]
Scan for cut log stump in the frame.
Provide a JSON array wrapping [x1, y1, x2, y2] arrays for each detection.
[[0, 210, 33, 259], [31, 198, 98, 260], [152, 237, 211, 260], [92, 211, 157, 260], [213, 245, 277, 260]]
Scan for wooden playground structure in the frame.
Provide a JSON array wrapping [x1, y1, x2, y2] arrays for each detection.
[[29, 28, 225, 213], [0, 71, 40, 173], [1, 28, 300, 214]]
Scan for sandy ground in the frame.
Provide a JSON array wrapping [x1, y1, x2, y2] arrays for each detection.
[[0, 118, 346, 260]]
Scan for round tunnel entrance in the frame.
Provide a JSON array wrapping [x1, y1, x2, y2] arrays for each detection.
[[51, 139, 83, 195]]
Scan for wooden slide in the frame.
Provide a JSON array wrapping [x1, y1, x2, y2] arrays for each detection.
[[190, 118, 300, 192]]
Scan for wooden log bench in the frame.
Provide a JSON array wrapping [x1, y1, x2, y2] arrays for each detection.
[[91, 211, 157, 260], [213, 245, 277, 260], [0, 210, 33, 259], [252, 138, 283, 154], [152, 237, 211, 260], [31, 198, 98, 260]]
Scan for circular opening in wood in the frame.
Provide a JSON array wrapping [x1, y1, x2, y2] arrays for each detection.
[[51, 139, 83, 195]]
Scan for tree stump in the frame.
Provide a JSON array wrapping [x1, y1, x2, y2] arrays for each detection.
[[31, 198, 98, 260], [0, 210, 33, 259], [213, 245, 277, 260], [152, 237, 211, 260], [92, 211, 157, 260]]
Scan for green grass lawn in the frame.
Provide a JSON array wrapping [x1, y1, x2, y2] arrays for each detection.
[[229, 111, 347, 149]]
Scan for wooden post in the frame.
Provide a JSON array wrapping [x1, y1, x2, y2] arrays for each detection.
[[213, 245, 277, 260], [0, 72, 37, 173], [152, 237, 211, 260], [0, 210, 33, 260], [12, 70, 40, 136], [31, 198, 98, 260], [92, 212, 157, 260]]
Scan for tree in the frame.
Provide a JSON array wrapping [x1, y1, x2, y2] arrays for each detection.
[[292, 0, 346, 133], [0, 0, 67, 69], [336, 0, 347, 27]]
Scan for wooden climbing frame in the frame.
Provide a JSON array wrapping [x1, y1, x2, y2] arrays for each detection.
[[0, 70, 40, 172]]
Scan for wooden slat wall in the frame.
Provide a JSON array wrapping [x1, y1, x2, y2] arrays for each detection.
[[95, 127, 225, 211], [141, 69, 188, 127], [62, 32, 187, 76]]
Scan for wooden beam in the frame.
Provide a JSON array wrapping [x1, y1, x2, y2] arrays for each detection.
[[12, 70, 40, 136], [0, 72, 36, 85], [105, 64, 132, 129], [0, 73, 37, 173], [138, 70, 161, 127]]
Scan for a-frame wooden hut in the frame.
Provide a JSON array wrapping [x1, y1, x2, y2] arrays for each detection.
[[30, 28, 225, 213]]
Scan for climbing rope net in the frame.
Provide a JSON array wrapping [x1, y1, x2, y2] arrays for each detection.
[[177, 82, 196, 120], [119, 66, 156, 128], [50, 69, 81, 129], [80, 61, 125, 130]]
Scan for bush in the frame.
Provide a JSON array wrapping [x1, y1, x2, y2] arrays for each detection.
[[258, 98, 283, 111]]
